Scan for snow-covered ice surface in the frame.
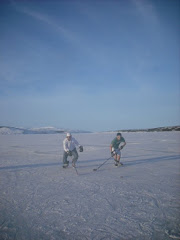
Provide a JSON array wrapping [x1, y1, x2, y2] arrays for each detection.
[[0, 132, 180, 240]]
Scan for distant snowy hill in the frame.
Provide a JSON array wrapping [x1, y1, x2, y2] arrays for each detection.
[[0, 126, 90, 135], [0, 127, 24, 135]]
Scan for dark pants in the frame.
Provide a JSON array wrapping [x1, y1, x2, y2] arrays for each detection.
[[63, 148, 78, 165]]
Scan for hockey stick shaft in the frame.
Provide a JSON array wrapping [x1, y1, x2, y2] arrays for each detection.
[[93, 156, 112, 171]]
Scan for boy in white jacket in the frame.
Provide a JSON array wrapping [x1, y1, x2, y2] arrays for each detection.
[[63, 133, 83, 168]]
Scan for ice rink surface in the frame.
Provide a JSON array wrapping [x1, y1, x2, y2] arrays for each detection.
[[0, 132, 180, 240]]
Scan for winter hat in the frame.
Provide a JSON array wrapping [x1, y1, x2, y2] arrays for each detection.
[[117, 133, 122, 136]]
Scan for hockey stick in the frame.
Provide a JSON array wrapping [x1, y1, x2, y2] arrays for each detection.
[[71, 156, 79, 175], [73, 165, 79, 175], [93, 156, 112, 171]]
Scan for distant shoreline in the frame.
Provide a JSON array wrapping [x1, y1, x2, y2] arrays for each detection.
[[115, 126, 180, 133], [0, 126, 180, 135]]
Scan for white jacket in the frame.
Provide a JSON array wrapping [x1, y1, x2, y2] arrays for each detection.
[[63, 137, 80, 152]]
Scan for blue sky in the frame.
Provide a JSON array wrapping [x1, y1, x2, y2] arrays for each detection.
[[0, 0, 179, 131]]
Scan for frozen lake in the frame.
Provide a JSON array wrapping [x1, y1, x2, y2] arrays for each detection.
[[0, 132, 180, 240]]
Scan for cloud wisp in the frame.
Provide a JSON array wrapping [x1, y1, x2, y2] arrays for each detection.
[[132, 0, 159, 26], [11, 1, 113, 67], [11, 1, 77, 44]]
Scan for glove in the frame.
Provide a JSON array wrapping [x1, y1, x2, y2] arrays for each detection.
[[119, 146, 124, 150], [79, 146, 83, 152], [111, 151, 116, 157]]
